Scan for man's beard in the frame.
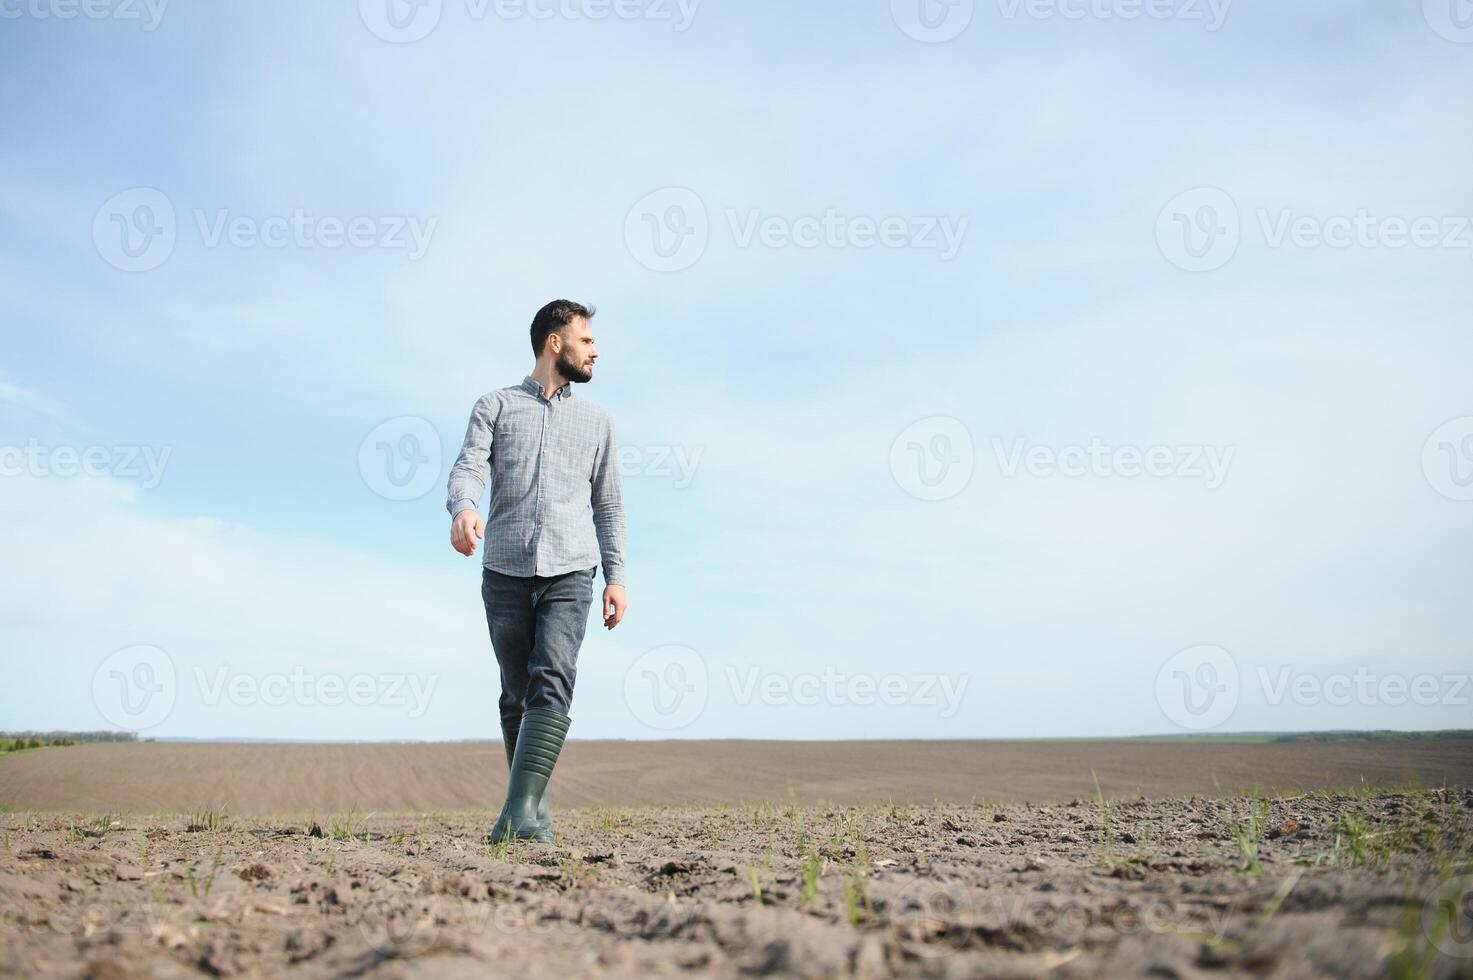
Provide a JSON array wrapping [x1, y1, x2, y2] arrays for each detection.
[[557, 348, 592, 384]]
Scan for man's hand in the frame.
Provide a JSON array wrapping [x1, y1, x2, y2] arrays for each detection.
[[602, 585, 626, 630], [450, 510, 484, 556]]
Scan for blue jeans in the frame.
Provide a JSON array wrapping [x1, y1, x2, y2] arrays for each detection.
[[481, 565, 597, 729]]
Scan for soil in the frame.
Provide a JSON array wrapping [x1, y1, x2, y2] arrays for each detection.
[[2, 738, 1471, 814], [2, 789, 1470, 979]]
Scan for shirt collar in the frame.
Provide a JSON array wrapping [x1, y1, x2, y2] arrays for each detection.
[[521, 375, 574, 401]]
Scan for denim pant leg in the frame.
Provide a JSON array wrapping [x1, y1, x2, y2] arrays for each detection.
[[481, 568, 536, 734], [525, 567, 598, 715]]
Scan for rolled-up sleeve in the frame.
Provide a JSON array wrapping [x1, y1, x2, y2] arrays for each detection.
[[589, 415, 626, 587], [446, 393, 498, 517]]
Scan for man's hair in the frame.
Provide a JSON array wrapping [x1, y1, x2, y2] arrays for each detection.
[[530, 299, 595, 355]]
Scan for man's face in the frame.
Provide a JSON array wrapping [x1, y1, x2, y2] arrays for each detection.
[[554, 316, 598, 383]]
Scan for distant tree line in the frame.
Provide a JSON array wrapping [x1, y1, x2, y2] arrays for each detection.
[[1271, 730, 1473, 743], [0, 731, 139, 752]]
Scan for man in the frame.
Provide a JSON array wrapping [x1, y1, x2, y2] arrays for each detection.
[[446, 299, 627, 843]]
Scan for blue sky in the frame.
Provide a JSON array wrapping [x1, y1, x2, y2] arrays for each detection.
[[2, 0, 1471, 741]]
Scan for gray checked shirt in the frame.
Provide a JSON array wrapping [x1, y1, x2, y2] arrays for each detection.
[[446, 376, 626, 587]]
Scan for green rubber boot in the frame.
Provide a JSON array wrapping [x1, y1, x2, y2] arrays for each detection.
[[491, 708, 570, 843], [501, 720, 552, 839]]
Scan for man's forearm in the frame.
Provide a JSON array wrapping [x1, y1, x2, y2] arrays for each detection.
[[590, 417, 626, 586], [595, 515, 626, 586], [592, 460, 626, 584]]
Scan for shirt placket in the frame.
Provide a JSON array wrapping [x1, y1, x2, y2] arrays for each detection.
[[532, 394, 550, 572]]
